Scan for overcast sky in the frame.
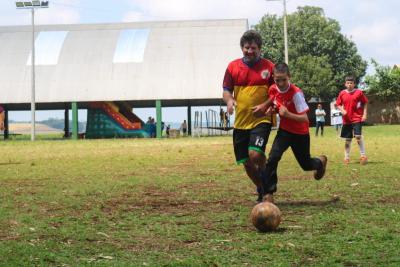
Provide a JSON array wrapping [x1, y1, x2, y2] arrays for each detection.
[[1, 0, 399, 122]]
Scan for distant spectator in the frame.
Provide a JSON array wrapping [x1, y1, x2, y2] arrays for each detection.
[[315, 103, 326, 136], [181, 120, 187, 136], [166, 124, 170, 137], [220, 108, 225, 127], [331, 104, 343, 136], [224, 111, 230, 128], [150, 117, 156, 138], [0, 105, 5, 131]]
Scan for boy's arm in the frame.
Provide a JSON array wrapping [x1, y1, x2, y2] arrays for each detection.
[[362, 103, 368, 121], [279, 106, 309, 123], [337, 105, 347, 116], [252, 98, 273, 117]]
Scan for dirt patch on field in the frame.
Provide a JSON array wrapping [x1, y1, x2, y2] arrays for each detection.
[[101, 186, 251, 217], [377, 195, 400, 204]]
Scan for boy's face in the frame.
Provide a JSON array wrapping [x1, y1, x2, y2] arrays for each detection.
[[273, 71, 290, 90], [241, 41, 261, 63], [345, 80, 355, 91]]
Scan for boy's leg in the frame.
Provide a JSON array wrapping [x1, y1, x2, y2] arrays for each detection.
[[261, 129, 290, 195], [341, 124, 354, 163], [353, 123, 367, 164], [291, 134, 323, 171]]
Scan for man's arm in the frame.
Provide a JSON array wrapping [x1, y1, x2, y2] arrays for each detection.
[[223, 90, 236, 115]]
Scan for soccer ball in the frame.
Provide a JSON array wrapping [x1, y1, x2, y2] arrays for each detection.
[[251, 202, 282, 232]]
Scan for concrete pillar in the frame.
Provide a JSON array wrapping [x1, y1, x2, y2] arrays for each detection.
[[72, 102, 78, 140], [156, 100, 162, 138]]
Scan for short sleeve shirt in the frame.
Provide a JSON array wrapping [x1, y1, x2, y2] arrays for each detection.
[[223, 58, 275, 129], [269, 83, 309, 135], [0, 105, 4, 113], [336, 89, 368, 124]]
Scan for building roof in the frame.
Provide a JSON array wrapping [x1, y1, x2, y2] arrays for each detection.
[[0, 19, 248, 110]]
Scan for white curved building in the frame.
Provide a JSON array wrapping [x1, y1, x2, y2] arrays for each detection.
[[0, 19, 248, 137]]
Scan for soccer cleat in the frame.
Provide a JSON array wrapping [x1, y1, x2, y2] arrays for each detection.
[[262, 193, 274, 203], [344, 158, 350, 165], [360, 156, 368, 165], [314, 155, 328, 180]]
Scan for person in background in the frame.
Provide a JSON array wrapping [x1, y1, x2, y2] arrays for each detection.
[[336, 75, 369, 165], [315, 103, 326, 137], [181, 120, 187, 136], [0, 105, 5, 132], [331, 104, 343, 136]]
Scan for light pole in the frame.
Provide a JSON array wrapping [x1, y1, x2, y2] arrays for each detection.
[[15, 1, 49, 141], [266, 0, 289, 64]]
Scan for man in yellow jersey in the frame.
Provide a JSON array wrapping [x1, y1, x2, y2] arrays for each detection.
[[222, 30, 275, 202]]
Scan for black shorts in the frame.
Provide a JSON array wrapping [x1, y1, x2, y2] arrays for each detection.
[[233, 123, 272, 164], [341, 122, 362, 138]]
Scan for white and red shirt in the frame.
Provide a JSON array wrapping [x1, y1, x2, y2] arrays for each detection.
[[336, 89, 368, 125], [269, 83, 309, 135]]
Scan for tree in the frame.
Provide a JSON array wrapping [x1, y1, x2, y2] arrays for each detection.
[[254, 6, 367, 100], [365, 60, 400, 102]]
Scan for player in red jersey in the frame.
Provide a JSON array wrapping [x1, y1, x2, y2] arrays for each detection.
[[260, 63, 327, 203], [336, 76, 368, 165], [222, 30, 275, 202]]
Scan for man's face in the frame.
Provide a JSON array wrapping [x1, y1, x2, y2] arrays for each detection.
[[273, 72, 290, 90], [345, 81, 355, 91], [241, 41, 261, 63]]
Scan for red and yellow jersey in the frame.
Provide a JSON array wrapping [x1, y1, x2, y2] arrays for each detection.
[[223, 58, 275, 129], [269, 83, 310, 135], [336, 89, 368, 125]]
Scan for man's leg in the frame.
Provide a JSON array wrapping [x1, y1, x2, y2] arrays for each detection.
[[315, 122, 320, 136], [233, 128, 263, 189], [247, 123, 272, 201], [321, 122, 324, 136]]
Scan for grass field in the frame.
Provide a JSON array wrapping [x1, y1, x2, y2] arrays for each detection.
[[0, 125, 399, 266]]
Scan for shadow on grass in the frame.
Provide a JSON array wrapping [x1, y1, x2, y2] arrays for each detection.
[[0, 162, 22, 165], [277, 198, 341, 208]]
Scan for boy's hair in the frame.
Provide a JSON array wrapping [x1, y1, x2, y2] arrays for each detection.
[[240, 30, 262, 48], [273, 63, 290, 75], [345, 75, 356, 82]]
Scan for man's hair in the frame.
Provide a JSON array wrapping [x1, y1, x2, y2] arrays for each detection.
[[240, 30, 263, 48], [273, 63, 290, 75], [345, 75, 356, 82]]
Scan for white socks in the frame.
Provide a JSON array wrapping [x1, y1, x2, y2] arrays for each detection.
[[356, 136, 366, 156], [345, 137, 366, 159]]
